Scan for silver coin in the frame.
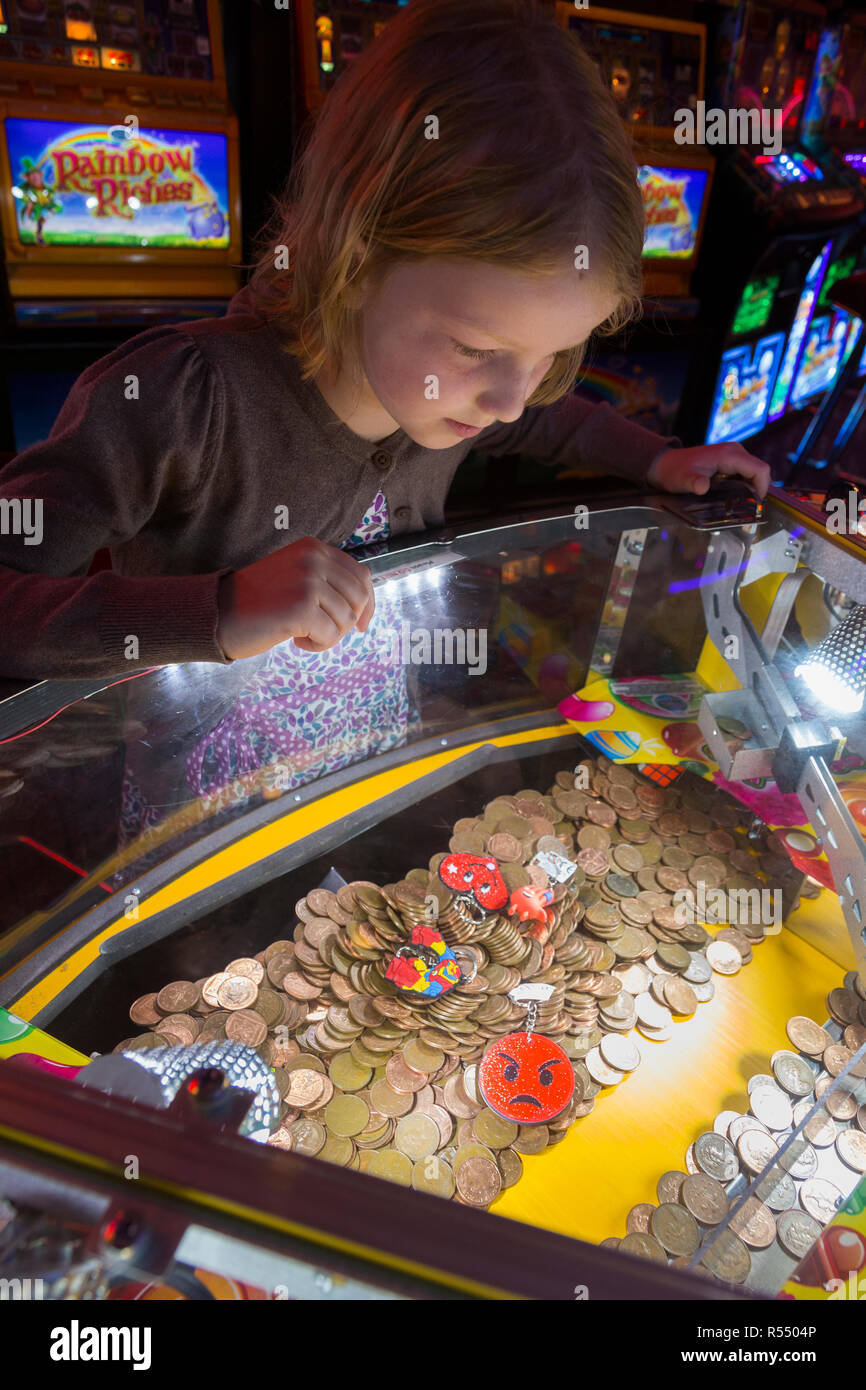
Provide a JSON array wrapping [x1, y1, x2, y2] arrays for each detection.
[[755, 1168, 797, 1213], [637, 1019, 674, 1042], [729, 1113, 771, 1145], [777, 1210, 823, 1261], [683, 953, 712, 984], [750, 1086, 794, 1131], [713, 1109, 742, 1137], [747, 1072, 777, 1095], [695, 1131, 740, 1183], [799, 1177, 843, 1226], [778, 1139, 818, 1180], [635, 992, 672, 1029], [692, 980, 716, 1003], [771, 1050, 816, 1098]]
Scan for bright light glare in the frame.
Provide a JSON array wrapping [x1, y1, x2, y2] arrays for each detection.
[[795, 660, 865, 714]]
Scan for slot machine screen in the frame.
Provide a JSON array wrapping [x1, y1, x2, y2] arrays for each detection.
[[767, 240, 832, 421], [5, 117, 231, 250], [731, 274, 780, 336], [706, 331, 787, 443], [638, 165, 709, 258]]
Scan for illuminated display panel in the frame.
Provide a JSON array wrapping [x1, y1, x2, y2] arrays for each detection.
[[757, 151, 824, 183], [731, 274, 780, 336], [706, 332, 786, 444], [638, 164, 708, 259], [5, 117, 230, 249], [767, 241, 832, 422]]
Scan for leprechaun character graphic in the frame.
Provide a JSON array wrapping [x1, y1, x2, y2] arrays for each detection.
[[16, 158, 62, 245]]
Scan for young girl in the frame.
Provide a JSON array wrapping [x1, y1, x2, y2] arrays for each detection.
[[0, 0, 768, 854]]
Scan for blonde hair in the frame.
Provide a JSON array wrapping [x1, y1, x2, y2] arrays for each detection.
[[249, 0, 645, 408]]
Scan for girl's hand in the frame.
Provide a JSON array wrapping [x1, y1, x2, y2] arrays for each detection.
[[646, 443, 771, 499], [217, 536, 376, 661]]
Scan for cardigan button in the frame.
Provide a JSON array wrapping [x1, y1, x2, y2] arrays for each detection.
[[371, 450, 392, 470], [394, 506, 411, 523]]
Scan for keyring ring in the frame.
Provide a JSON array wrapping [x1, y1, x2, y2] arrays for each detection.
[[452, 894, 487, 926], [452, 948, 478, 984]]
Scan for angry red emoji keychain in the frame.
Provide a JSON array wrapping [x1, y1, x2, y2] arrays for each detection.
[[479, 1030, 574, 1124]]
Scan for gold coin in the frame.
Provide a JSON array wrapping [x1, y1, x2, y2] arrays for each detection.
[[367, 1148, 413, 1185], [394, 1112, 440, 1160], [497, 1147, 524, 1188], [412, 1156, 456, 1198], [369, 1077, 414, 1117], [288, 1118, 326, 1156], [225, 957, 264, 984], [403, 1038, 446, 1073], [319, 1133, 355, 1166], [200, 974, 228, 1008], [224, 1009, 267, 1046], [328, 1052, 373, 1092], [472, 1109, 520, 1150], [323, 1093, 370, 1137]]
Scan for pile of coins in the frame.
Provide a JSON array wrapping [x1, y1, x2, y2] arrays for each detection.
[[114, 755, 801, 1210], [608, 993, 866, 1285]]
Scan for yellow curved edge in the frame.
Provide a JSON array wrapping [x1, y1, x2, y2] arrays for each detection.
[[11, 722, 575, 1019]]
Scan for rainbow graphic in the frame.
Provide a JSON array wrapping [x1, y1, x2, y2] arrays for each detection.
[[6, 118, 230, 249]]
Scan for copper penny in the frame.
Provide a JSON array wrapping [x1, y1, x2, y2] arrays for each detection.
[[129, 993, 162, 1027], [225, 1009, 268, 1047]]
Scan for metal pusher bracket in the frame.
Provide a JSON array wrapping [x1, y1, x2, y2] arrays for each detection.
[[695, 526, 866, 982]]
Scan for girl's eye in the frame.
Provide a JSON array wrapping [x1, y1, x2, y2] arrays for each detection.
[[452, 339, 494, 362]]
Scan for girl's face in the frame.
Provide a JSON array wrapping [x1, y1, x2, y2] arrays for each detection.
[[335, 256, 621, 448]]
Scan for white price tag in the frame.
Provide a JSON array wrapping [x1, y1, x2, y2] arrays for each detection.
[[532, 849, 577, 883]]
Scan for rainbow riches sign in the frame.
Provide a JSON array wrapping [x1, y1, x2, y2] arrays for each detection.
[[5, 117, 230, 248]]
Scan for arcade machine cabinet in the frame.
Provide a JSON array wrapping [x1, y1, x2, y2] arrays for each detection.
[[0, 0, 241, 453], [0, 490, 865, 1301], [676, 0, 864, 455]]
